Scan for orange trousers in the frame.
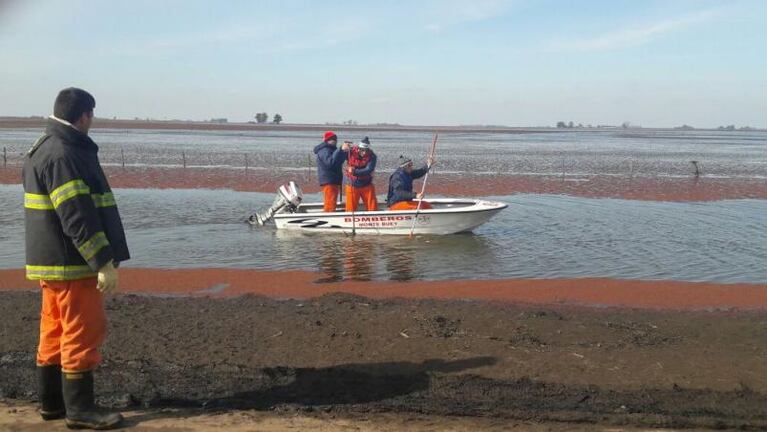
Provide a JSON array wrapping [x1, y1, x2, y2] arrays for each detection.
[[322, 184, 340, 212], [388, 200, 433, 210], [37, 278, 106, 372], [345, 184, 378, 212]]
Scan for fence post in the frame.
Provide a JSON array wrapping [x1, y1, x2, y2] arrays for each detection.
[[691, 160, 700, 178], [244, 154, 248, 174], [561, 157, 566, 181], [120, 147, 125, 168], [2, 147, 6, 168], [182, 151, 186, 169]]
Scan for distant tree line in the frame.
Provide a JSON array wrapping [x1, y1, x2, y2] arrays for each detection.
[[556, 121, 591, 128], [556, 121, 643, 129], [254, 112, 283, 124], [717, 125, 754, 131]]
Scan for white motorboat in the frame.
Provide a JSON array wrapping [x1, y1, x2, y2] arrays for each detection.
[[249, 182, 507, 235]]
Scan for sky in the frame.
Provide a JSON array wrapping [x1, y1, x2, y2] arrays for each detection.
[[0, 0, 765, 128]]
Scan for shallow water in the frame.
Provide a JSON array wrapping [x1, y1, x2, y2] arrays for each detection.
[[2, 128, 766, 179], [1, 185, 765, 284]]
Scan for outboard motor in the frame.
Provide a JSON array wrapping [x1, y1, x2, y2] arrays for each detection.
[[249, 181, 303, 226]]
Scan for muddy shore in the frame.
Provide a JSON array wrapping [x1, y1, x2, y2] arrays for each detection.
[[2, 165, 765, 201], [1, 289, 767, 430]]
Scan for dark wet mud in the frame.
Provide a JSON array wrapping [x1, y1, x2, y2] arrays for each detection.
[[2, 291, 767, 429]]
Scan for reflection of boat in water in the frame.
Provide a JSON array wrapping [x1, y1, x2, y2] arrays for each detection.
[[250, 182, 507, 235], [272, 229, 499, 283]]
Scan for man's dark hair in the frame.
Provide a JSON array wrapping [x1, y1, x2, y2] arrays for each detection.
[[53, 87, 96, 123]]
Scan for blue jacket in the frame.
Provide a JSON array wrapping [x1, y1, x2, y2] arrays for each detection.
[[313, 141, 347, 186], [386, 165, 429, 206], [344, 151, 377, 188]]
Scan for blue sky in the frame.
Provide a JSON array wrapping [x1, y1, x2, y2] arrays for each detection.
[[1, 0, 765, 127]]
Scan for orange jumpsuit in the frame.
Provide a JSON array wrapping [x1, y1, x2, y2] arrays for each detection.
[[345, 147, 378, 211], [322, 184, 340, 212], [345, 184, 378, 212], [388, 200, 433, 211], [37, 278, 106, 372]]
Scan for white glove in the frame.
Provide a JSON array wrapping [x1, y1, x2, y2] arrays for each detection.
[[97, 261, 119, 294]]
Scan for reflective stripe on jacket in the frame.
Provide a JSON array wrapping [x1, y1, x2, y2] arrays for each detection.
[[23, 118, 130, 280]]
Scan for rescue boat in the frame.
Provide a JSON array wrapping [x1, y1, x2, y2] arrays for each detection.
[[249, 182, 507, 235]]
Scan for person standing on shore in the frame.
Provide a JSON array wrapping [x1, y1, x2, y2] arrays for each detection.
[[23, 87, 130, 430], [313, 131, 350, 212], [344, 136, 378, 211], [386, 155, 435, 210]]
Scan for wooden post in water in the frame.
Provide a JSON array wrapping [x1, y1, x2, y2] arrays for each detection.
[[2, 147, 6, 168], [120, 147, 125, 168], [691, 160, 700, 177], [561, 157, 566, 182], [182, 151, 186, 169], [244, 154, 248, 175]]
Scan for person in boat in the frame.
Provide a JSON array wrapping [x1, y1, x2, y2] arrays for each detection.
[[313, 131, 350, 212], [344, 136, 378, 211], [386, 155, 435, 210]]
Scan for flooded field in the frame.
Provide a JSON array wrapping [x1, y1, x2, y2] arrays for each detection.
[[2, 127, 767, 180], [1, 185, 765, 284]]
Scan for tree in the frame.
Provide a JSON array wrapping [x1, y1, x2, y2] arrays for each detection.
[[556, 121, 566, 128], [568, 121, 574, 128], [272, 113, 283, 124], [255, 112, 269, 123]]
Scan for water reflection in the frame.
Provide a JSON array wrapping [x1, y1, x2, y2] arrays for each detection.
[[273, 230, 495, 283], [307, 237, 376, 283], [342, 238, 374, 282]]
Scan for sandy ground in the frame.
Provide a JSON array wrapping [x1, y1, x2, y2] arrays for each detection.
[[3, 401, 695, 432], [0, 401, 678, 432]]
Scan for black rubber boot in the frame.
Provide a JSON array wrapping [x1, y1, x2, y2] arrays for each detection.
[[62, 371, 123, 430], [38, 365, 65, 420]]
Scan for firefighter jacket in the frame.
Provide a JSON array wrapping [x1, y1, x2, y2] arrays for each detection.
[[22, 117, 130, 281]]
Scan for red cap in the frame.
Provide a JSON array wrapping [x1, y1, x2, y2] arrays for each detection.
[[323, 131, 337, 142]]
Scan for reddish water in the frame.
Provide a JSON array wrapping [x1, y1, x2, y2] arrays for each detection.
[[3, 268, 767, 310], [2, 166, 765, 201]]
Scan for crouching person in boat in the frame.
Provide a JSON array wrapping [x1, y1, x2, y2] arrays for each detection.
[[313, 131, 350, 212], [386, 155, 435, 210], [344, 136, 378, 211]]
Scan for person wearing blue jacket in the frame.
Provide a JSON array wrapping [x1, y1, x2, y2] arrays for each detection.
[[386, 155, 435, 210], [313, 131, 349, 212], [344, 137, 378, 211]]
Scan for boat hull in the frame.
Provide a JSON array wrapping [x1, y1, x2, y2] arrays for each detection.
[[272, 199, 507, 235]]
